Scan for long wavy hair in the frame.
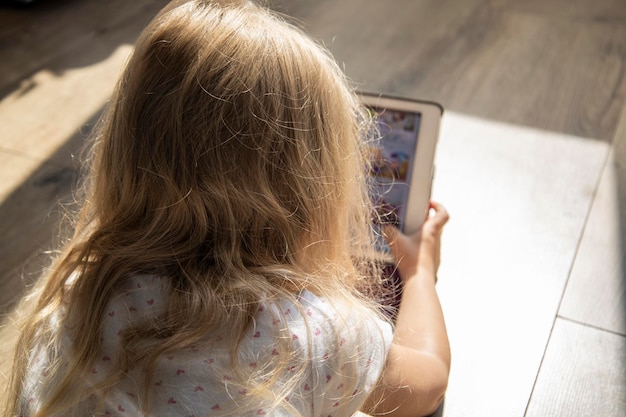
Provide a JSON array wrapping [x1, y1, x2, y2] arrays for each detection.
[[4, 1, 387, 415]]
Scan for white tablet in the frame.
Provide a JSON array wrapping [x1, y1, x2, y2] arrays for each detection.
[[359, 92, 443, 235]]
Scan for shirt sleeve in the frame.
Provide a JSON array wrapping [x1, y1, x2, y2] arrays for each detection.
[[296, 292, 393, 417]]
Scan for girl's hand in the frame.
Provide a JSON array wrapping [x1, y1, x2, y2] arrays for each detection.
[[384, 201, 449, 282]]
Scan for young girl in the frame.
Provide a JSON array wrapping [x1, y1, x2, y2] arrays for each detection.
[[4, 1, 450, 416]]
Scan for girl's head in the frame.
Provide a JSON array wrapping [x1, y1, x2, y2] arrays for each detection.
[[87, 0, 374, 283]]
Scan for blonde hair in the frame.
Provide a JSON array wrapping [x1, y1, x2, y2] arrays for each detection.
[[5, 1, 387, 415]]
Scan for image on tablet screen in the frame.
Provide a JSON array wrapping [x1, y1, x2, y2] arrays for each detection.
[[368, 106, 422, 230]]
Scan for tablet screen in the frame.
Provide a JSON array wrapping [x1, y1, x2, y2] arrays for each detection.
[[368, 106, 422, 230]]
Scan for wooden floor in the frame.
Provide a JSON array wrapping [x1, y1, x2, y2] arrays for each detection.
[[1, 0, 625, 415]]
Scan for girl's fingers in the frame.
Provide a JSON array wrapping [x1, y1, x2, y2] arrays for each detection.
[[427, 201, 449, 228], [383, 201, 448, 253]]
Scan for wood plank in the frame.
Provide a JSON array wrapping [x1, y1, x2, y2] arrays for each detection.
[[0, 45, 129, 161], [492, 0, 626, 24], [0, 3, 161, 160], [430, 113, 608, 417], [525, 318, 626, 416], [0, 150, 79, 315], [0, 151, 42, 202], [559, 98, 626, 335], [0, 0, 166, 316], [0, 150, 70, 311], [0, 0, 168, 96], [272, 0, 626, 141]]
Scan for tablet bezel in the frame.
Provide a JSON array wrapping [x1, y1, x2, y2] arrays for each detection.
[[358, 92, 443, 234]]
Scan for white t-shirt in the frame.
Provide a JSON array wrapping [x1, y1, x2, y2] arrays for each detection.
[[24, 274, 393, 417]]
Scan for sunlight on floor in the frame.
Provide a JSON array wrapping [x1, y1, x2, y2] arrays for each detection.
[[433, 111, 614, 416], [0, 44, 134, 198]]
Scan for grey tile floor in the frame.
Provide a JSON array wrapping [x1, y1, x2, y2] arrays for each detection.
[[1, 0, 625, 415]]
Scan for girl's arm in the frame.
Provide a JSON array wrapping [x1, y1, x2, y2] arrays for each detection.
[[363, 201, 451, 417]]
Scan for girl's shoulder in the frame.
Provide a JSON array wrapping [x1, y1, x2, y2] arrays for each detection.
[[255, 289, 393, 356], [250, 291, 393, 415]]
